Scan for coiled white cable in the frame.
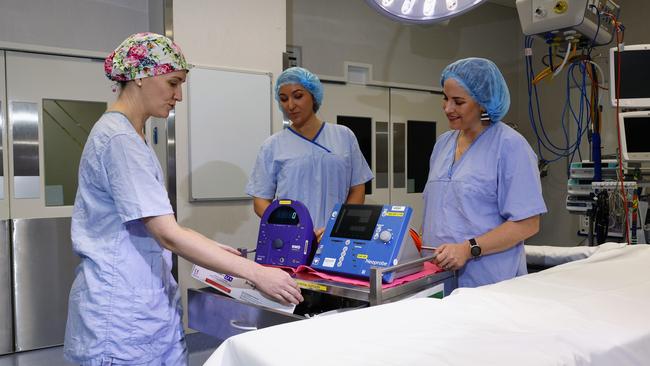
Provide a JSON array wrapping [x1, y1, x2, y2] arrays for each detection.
[[553, 41, 573, 78]]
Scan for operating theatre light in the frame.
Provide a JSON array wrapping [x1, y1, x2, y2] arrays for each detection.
[[365, 0, 488, 24]]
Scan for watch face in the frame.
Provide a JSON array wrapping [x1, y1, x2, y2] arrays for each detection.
[[471, 244, 481, 257]]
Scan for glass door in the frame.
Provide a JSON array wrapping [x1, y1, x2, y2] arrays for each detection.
[[320, 83, 390, 205], [389, 88, 447, 230]]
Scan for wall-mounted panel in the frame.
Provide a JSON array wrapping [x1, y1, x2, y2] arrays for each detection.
[[188, 67, 272, 201]]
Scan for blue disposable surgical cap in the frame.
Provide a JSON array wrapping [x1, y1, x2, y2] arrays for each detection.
[[440, 58, 510, 123], [275, 67, 324, 112]]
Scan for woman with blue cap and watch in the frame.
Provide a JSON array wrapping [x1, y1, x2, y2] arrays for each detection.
[[423, 57, 547, 288], [246, 67, 374, 234], [63, 33, 303, 366]]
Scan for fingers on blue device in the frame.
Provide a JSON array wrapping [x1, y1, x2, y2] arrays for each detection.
[[311, 204, 422, 283], [255, 199, 316, 268]]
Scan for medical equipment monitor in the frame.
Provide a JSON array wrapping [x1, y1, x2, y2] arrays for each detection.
[[330, 205, 382, 241], [609, 44, 650, 108], [255, 199, 315, 268], [312, 204, 423, 283], [618, 111, 650, 162]]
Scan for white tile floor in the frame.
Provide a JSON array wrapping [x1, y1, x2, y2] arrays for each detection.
[[0, 332, 222, 366]]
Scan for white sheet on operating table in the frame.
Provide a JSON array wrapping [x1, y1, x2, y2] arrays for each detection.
[[205, 243, 650, 366]]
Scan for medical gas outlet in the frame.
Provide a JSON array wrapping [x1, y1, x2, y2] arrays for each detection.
[[517, 0, 620, 46]]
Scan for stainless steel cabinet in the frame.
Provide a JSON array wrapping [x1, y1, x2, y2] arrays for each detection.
[[12, 218, 79, 351], [0, 220, 12, 355]]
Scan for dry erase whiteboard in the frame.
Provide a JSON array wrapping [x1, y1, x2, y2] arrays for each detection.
[[188, 66, 272, 201]]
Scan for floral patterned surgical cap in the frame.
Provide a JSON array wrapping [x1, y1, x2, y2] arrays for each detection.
[[104, 32, 190, 82]]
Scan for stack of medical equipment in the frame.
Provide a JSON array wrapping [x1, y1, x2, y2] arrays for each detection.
[[566, 159, 646, 243], [568, 174, 648, 245], [566, 160, 618, 214], [591, 181, 642, 244], [188, 202, 456, 341], [608, 51, 650, 245]]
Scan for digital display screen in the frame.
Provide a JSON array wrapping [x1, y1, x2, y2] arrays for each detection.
[[268, 206, 299, 225], [624, 116, 650, 153], [330, 204, 382, 240], [614, 49, 650, 100]]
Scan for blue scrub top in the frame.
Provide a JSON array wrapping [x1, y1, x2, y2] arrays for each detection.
[[64, 112, 184, 364], [246, 122, 373, 228], [422, 122, 547, 288]]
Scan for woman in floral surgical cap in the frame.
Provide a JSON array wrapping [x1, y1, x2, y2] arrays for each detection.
[[64, 32, 302, 366]]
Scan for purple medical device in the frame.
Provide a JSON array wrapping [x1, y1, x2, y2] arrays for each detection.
[[255, 199, 315, 268]]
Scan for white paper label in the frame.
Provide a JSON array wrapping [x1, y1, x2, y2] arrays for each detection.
[[323, 258, 336, 268]]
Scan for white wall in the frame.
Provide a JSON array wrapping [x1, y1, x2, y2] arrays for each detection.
[[288, 0, 522, 122], [0, 0, 150, 54], [172, 0, 286, 328]]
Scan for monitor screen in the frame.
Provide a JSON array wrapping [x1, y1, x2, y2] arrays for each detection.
[[268, 205, 299, 225], [620, 112, 650, 162], [610, 45, 650, 108], [624, 117, 650, 153], [330, 205, 382, 241]]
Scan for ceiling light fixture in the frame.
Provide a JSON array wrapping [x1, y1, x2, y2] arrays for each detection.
[[366, 0, 487, 24]]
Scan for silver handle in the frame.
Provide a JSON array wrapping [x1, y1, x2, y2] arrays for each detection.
[[368, 254, 441, 306], [10, 101, 40, 199], [373, 254, 437, 276], [229, 319, 257, 331]]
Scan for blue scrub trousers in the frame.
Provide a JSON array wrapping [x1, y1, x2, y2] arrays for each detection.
[[79, 337, 188, 366]]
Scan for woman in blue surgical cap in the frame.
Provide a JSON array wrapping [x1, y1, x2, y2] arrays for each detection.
[[64, 33, 302, 366], [247, 67, 373, 232], [422, 57, 547, 288]]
